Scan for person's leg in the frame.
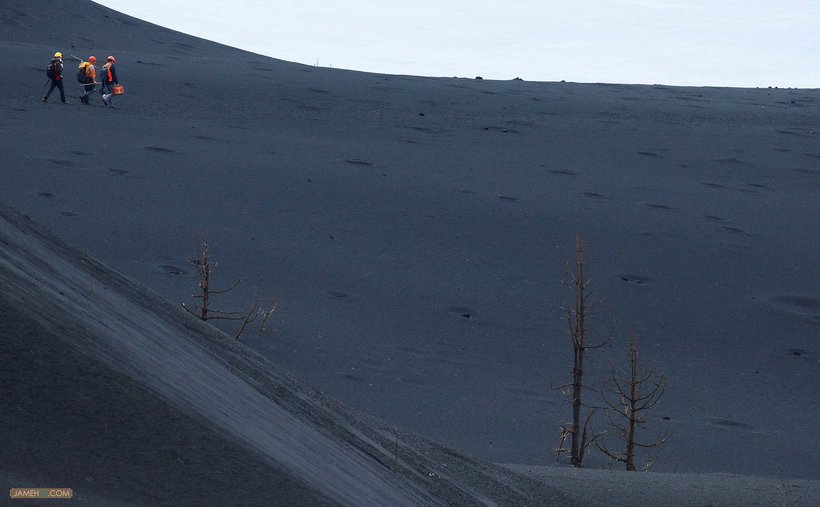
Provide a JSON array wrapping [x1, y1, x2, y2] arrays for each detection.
[[82, 84, 95, 104], [57, 80, 65, 103], [101, 82, 111, 105], [43, 80, 57, 101]]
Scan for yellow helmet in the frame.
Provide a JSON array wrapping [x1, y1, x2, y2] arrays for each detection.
[[54, 52, 62, 58]]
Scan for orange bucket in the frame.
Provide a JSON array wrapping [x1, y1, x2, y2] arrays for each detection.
[[112, 84, 124, 95]]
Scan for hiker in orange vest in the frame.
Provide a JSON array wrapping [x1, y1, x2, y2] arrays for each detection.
[[42, 52, 65, 104], [99, 56, 119, 108], [79, 56, 97, 105]]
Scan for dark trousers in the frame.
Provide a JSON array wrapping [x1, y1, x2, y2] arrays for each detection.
[[100, 81, 114, 101], [81, 83, 95, 104], [44, 79, 65, 102]]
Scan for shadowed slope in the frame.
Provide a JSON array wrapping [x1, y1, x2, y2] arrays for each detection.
[[1, 295, 336, 506]]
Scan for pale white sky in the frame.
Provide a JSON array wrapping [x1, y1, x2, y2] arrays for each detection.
[[94, 0, 819, 88]]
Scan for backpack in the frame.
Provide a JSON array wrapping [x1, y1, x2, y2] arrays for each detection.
[[77, 62, 89, 83], [46, 62, 55, 79]]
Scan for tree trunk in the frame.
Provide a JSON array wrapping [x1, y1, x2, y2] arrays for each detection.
[[571, 233, 586, 466], [200, 240, 210, 321], [626, 336, 638, 471]]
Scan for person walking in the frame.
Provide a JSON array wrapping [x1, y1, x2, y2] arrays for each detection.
[[99, 55, 119, 108], [42, 52, 65, 104], [79, 55, 97, 105]]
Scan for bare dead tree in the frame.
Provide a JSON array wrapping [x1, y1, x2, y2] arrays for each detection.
[[554, 232, 611, 467], [767, 473, 801, 507], [596, 333, 668, 471], [182, 239, 276, 340]]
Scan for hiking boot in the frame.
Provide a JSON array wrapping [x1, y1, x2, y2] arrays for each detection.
[[42, 97, 47, 103], [101, 95, 108, 106]]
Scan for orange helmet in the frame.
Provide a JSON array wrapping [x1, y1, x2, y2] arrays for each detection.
[[107, 55, 116, 62], [88, 56, 96, 63]]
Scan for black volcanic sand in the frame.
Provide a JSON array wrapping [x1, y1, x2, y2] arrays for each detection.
[[0, 302, 335, 507], [2, 0, 820, 504]]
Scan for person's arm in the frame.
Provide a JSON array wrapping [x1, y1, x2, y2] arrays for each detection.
[[111, 65, 119, 85]]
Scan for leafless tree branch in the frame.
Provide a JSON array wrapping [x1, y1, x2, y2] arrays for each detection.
[[183, 238, 277, 340], [597, 333, 668, 471]]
